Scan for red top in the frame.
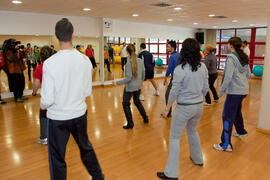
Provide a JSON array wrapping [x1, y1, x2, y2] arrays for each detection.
[[85, 48, 93, 58], [33, 63, 43, 82], [0, 53, 5, 68]]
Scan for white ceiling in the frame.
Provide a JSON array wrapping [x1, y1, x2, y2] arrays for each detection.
[[0, 0, 269, 29]]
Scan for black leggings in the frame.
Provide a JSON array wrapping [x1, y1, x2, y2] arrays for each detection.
[[8, 73, 25, 100], [205, 73, 219, 104], [89, 57, 97, 69]]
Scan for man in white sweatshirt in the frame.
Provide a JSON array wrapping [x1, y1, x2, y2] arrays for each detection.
[[40, 18, 104, 180]]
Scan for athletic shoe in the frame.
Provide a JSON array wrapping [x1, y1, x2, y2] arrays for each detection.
[[213, 99, 219, 103], [154, 91, 160, 96], [0, 99, 7, 104], [15, 98, 24, 103], [157, 172, 178, 180], [139, 94, 145, 101], [233, 132, 247, 137], [37, 138, 48, 145], [204, 102, 212, 106], [21, 97, 29, 101], [190, 157, 203, 166], [213, 144, 232, 152]]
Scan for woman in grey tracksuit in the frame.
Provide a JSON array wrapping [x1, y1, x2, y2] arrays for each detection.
[[213, 37, 250, 152], [116, 44, 148, 129], [157, 38, 209, 180]]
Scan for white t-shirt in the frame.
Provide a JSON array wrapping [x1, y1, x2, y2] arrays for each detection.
[[120, 45, 127, 58], [243, 46, 250, 57], [40, 49, 92, 120]]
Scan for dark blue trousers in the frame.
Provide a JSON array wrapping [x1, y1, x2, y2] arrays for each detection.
[[48, 111, 104, 180], [220, 94, 248, 149]]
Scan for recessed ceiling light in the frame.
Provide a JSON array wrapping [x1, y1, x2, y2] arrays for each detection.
[[83, 8, 91, 11], [208, 14, 215, 17], [132, 14, 139, 17], [168, 19, 173, 22], [249, 24, 255, 26], [232, 20, 238, 22], [213, 26, 218, 28], [12, 0, 22, 4], [174, 7, 182, 11], [193, 22, 198, 25]]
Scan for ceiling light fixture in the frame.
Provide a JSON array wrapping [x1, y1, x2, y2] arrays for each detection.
[[168, 19, 173, 22], [232, 20, 238, 22], [249, 24, 255, 26], [174, 7, 182, 11], [193, 22, 198, 25], [12, 0, 22, 4], [213, 26, 218, 28], [208, 14, 215, 17], [132, 14, 139, 17], [83, 8, 91, 11]]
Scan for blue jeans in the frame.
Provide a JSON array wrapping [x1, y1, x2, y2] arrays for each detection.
[[220, 94, 247, 149], [48, 111, 104, 180]]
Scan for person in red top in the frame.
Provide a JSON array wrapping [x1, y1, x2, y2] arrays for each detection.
[[85, 44, 97, 69], [32, 46, 53, 145], [0, 47, 7, 104], [104, 46, 111, 72]]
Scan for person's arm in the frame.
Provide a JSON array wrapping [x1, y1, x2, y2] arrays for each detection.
[[116, 60, 132, 85], [163, 67, 185, 116], [142, 61, 145, 81], [32, 78, 41, 96], [40, 63, 55, 110], [84, 62, 92, 97], [218, 56, 235, 97], [202, 64, 209, 96], [204, 55, 211, 70], [164, 57, 173, 86]]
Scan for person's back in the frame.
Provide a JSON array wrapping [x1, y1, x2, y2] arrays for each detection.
[[172, 63, 208, 104], [204, 54, 217, 74], [138, 50, 154, 73], [42, 49, 91, 120]]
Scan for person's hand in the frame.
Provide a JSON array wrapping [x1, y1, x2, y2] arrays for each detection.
[[161, 111, 169, 118], [163, 79, 167, 86]]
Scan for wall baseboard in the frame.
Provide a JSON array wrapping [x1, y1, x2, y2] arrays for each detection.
[[257, 127, 270, 135]]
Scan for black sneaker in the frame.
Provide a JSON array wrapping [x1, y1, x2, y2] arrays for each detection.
[[21, 97, 29, 101], [157, 172, 178, 180], [15, 98, 24, 103], [0, 99, 7, 104]]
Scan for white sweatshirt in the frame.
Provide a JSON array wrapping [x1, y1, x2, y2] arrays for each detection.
[[40, 49, 92, 120]]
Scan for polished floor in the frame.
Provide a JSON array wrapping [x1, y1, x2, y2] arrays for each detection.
[[0, 77, 269, 180]]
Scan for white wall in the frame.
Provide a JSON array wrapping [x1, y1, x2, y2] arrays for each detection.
[[104, 18, 195, 40], [0, 10, 100, 37]]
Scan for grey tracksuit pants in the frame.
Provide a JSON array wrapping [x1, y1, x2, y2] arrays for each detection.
[[164, 103, 204, 178]]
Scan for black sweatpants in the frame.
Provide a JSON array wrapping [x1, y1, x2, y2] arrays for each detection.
[[8, 73, 25, 100], [205, 73, 219, 104]]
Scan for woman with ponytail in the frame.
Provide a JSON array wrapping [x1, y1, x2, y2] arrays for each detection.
[[213, 37, 251, 152], [115, 44, 148, 129]]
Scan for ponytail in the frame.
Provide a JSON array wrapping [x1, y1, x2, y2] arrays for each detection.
[[126, 44, 138, 78], [236, 48, 249, 65], [228, 37, 249, 65]]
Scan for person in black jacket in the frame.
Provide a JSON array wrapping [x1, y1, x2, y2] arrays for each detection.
[[138, 43, 159, 101]]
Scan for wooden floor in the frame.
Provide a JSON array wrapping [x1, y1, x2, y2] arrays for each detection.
[[0, 77, 269, 180]]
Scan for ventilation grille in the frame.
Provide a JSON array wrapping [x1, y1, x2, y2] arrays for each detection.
[[153, 2, 173, 7]]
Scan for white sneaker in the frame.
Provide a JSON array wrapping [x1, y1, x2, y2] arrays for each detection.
[[139, 94, 145, 101], [204, 102, 212, 106], [154, 91, 160, 96], [213, 99, 219, 103], [213, 144, 232, 152], [37, 138, 48, 145], [233, 132, 247, 137]]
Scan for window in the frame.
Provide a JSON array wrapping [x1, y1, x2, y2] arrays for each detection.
[[255, 45, 265, 57], [159, 44, 167, 53], [256, 28, 267, 42], [236, 29, 251, 42], [150, 45, 158, 53], [221, 29, 235, 42], [220, 44, 230, 55]]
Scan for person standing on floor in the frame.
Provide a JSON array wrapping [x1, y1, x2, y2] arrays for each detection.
[[120, 42, 128, 71], [85, 44, 97, 70], [26, 43, 34, 81], [138, 43, 160, 101], [34, 45, 41, 65], [115, 44, 148, 129], [108, 43, 115, 71], [4, 39, 27, 103], [0, 47, 7, 104], [242, 40, 250, 57], [104, 46, 111, 72], [162, 40, 180, 118], [157, 38, 209, 180], [41, 18, 104, 180], [213, 37, 250, 152], [32, 46, 53, 145], [204, 45, 219, 105]]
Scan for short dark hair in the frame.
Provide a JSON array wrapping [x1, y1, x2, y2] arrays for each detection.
[[243, 40, 248, 45], [140, 43, 146, 49], [168, 40, 177, 51], [40, 46, 53, 62], [76, 45, 80, 48], [27, 43, 31, 46], [50, 45, 54, 48], [55, 18, 74, 42]]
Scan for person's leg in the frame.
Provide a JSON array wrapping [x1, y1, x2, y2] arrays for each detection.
[[234, 95, 248, 135], [205, 91, 211, 104], [133, 90, 148, 122], [71, 112, 104, 180], [39, 109, 47, 140], [164, 105, 191, 178], [209, 73, 219, 101], [121, 58, 124, 71], [165, 79, 173, 117], [105, 60, 111, 72], [220, 95, 241, 149], [186, 104, 203, 165], [123, 58, 127, 66], [149, 79, 158, 91], [122, 89, 134, 128], [18, 73, 25, 98], [48, 119, 71, 180], [12, 74, 20, 101], [92, 57, 97, 68], [27, 60, 31, 81]]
